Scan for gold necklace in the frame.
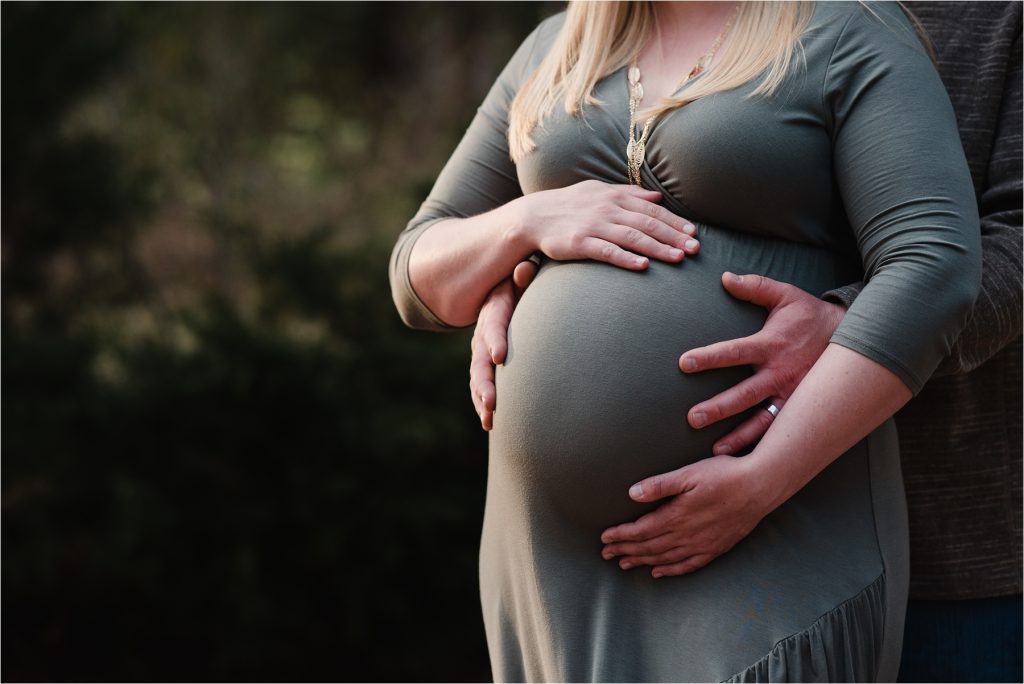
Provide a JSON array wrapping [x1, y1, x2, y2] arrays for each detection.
[[627, 6, 740, 186]]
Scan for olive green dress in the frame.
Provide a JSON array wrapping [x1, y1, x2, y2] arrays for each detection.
[[389, 3, 980, 681]]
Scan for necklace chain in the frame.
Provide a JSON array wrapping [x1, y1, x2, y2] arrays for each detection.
[[627, 6, 740, 186]]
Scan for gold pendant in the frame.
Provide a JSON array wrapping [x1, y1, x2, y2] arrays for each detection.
[[632, 139, 646, 167]]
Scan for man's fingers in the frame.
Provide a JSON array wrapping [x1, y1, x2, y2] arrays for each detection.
[[470, 330, 495, 392], [470, 379, 483, 416], [479, 379, 496, 413], [469, 376, 494, 431], [471, 277, 520, 431], [712, 398, 786, 455], [480, 280, 515, 364], [680, 334, 766, 373], [688, 372, 776, 429], [720, 272, 797, 309], [513, 260, 539, 290], [651, 554, 715, 578], [482, 318, 509, 365], [469, 341, 497, 430], [468, 373, 495, 418]]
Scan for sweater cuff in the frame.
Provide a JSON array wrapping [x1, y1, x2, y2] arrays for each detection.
[[822, 281, 865, 309]]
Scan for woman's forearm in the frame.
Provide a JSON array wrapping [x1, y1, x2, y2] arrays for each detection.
[[408, 198, 533, 328], [601, 341, 914, 576], [407, 181, 698, 328], [744, 343, 913, 511]]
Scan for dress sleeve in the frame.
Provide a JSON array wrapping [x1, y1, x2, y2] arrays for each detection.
[[822, 14, 1022, 379], [823, 3, 982, 394], [388, 15, 561, 331]]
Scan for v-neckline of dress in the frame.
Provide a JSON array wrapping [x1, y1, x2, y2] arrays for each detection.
[[615, 64, 703, 218]]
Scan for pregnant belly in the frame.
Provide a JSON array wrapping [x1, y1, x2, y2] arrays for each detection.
[[490, 253, 768, 531]]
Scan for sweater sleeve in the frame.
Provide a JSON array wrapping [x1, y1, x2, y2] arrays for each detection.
[[932, 21, 1023, 376], [823, 3, 982, 394], [388, 15, 562, 331]]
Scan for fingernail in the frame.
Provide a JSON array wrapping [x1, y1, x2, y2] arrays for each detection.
[[683, 223, 696, 235], [602, 552, 613, 560], [620, 561, 633, 570], [669, 248, 682, 259], [635, 256, 646, 267], [684, 239, 699, 250], [692, 411, 707, 428], [629, 483, 643, 499], [715, 444, 733, 455], [652, 571, 663, 579], [682, 357, 697, 371]]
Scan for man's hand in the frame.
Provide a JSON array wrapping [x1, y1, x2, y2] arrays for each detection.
[[680, 272, 846, 455], [600, 455, 770, 577], [469, 260, 539, 430]]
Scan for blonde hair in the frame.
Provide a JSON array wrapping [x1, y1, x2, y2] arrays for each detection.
[[508, 1, 816, 162]]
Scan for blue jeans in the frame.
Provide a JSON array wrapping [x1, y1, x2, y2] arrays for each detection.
[[898, 595, 1023, 682]]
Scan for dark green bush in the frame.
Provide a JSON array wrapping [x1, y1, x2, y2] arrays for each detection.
[[2, 3, 558, 680]]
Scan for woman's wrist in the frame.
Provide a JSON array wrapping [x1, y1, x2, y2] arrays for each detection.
[[739, 345, 912, 516], [500, 193, 537, 259], [736, 448, 800, 516]]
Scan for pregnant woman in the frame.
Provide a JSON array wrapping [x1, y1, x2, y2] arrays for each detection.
[[389, 2, 980, 681]]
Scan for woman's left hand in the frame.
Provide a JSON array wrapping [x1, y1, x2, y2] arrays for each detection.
[[600, 456, 773, 577]]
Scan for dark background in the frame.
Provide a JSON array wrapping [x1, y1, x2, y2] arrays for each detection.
[[2, 2, 560, 680]]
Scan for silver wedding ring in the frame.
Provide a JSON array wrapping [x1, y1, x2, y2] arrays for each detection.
[[765, 403, 780, 418]]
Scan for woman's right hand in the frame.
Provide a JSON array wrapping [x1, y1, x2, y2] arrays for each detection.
[[511, 180, 700, 269]]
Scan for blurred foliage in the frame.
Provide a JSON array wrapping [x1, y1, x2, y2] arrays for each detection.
[[2, 2, 559, 681]]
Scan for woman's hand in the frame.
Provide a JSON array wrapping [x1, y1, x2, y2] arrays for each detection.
[[602, 344, 912, 579], [600, 456, 772, 577], [511, 180, 699, 270], [408, 180, 697, 328]]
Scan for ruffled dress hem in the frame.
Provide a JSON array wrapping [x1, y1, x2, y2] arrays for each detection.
[[724, 572, 886, 683]]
